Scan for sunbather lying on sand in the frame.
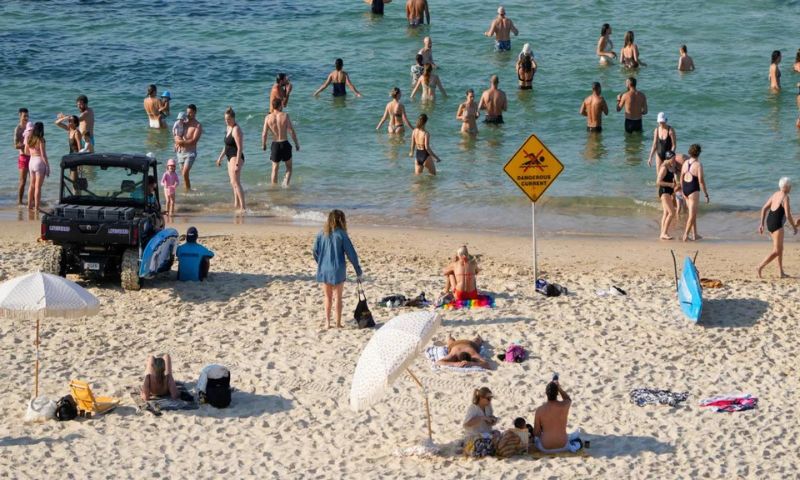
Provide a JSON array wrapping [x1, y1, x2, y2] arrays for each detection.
[[442, 245, 480, 301], [436, 334, 492, 369], [141, 354, 179, 401]]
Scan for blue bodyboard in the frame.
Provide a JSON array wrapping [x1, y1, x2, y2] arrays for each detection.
[[678, 256, 702, 323], [139, 228, 178, 279]]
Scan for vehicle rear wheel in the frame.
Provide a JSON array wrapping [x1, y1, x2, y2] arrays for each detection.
[[120, 248, 141, 291], [40, 245, 66, 277]]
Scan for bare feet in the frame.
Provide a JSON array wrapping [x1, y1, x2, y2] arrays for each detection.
[[682, 234, 689, 242], [694, 234, 703, 241], [757, 266, 763, 279], [780, 271, 789, 278], [660, 234, 673, 240], [336, 322, 343, 328]]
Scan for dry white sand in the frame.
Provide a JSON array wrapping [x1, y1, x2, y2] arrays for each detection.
[[0, 220, 798, 479]]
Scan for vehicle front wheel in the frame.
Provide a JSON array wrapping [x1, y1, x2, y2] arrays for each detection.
[[120, 249, 141, 291], [40, 245, 66, 277]]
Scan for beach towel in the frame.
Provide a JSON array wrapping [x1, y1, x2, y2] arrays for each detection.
[[630, 388, 689, 407], [424, 345, 489, 372], [700, 278, 723, 288], [441, 294, 494, 310], [532, 430, 584, 454], [129, 384, 199, 415], [699, 394, 757, 412]]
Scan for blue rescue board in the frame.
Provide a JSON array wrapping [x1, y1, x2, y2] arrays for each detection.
[[139, 228, 178, 279], [678, 256, 702, 323]]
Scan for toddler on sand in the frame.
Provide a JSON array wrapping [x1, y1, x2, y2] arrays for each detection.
[[161, 158, 179, 216]]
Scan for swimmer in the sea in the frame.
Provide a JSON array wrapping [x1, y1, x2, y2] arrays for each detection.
[[376, 87, 413, 134], [596, 23, 616, 65], [456, 89, 480, 136]]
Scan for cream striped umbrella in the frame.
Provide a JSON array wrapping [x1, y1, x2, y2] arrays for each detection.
[[349, 310, 441, 441], [0, 272, 100, 398]]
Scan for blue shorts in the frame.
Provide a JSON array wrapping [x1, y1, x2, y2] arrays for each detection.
[[177, 150, 196, 168], [495, 40, 511, 51]]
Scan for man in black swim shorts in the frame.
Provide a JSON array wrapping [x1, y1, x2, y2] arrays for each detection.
[[262, 99, 300, 186], [479, 75, 507, 126], [616, 77, 647, 134]]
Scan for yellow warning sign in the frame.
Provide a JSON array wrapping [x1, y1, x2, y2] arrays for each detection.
[[503, 134, 564, 203]]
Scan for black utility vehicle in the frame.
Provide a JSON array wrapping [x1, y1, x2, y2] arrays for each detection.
[[39, 153, 165, 290]]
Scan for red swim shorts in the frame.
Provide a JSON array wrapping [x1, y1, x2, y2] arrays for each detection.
[[18, 154, 30, 170]]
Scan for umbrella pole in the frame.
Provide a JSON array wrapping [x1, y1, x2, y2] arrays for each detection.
[[34, 318, 40, 398], [406, 368, 432, 442]]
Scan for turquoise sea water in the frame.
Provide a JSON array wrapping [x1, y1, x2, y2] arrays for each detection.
[[1, 0, 799, 238]]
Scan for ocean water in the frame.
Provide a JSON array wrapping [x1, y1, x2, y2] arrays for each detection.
[[1, 0, 799, 238]]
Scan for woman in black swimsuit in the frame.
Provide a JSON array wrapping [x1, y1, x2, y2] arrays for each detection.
[[681, 144, 708, 242], [216, 107, 246, 211], [647, 112, 676, 170], [516, 54, 535, 90], [314, 58, 362, 98], [757, 177, 797, 278], [657, 152, 678, 240], [408, 113, 440, 175]]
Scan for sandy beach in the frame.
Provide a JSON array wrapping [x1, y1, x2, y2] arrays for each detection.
[[0, 219, 798, 479]]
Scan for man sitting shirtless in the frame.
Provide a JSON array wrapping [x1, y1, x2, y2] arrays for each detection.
[[532, 379, 575, 451], [442, 245, 480, 300], [436, 334, 492, 369], [141, 354, 179, 401]]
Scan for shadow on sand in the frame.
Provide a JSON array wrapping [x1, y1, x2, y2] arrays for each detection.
[[700, 298, 768, 328], [579, 433, 675, 458], [0, 433, 83, 447]]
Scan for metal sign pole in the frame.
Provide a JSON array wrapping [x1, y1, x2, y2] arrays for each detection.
[[532, 202, 537, 280]]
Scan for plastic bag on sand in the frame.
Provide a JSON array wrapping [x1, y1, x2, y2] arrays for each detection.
[[393, 439, 440, 457], [25, 396, 57, 423]]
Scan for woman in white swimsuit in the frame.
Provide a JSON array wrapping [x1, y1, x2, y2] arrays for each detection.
[[596, 23, 616, 65]]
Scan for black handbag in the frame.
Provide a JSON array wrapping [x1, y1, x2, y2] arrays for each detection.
[[354, 281, 375, 328]]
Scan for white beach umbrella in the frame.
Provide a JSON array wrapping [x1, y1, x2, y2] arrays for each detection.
[[349, 310, 441, 441], [0, 272, 100, 397]]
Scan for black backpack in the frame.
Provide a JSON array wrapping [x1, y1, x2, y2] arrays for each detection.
[[354, 281, 375, 328], [204, 372, 231, 409], [55, 395, 78, 421]]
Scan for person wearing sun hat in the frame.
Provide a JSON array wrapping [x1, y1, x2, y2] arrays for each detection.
[[160, 158, 179, 216], [159, 90, 171, 121], [647, 111, 676, 171]]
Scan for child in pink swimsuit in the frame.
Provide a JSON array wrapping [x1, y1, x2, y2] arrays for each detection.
[[161, 158, 179, 216]]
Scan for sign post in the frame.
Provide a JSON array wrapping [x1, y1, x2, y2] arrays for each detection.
[[503, 134, 564, 281]]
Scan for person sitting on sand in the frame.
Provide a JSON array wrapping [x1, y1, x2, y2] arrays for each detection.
[[436, 334, 491, 369], [141, 354, 178, 401], [496, 417, 532, 457], [442, 245, 480, 300], [463, 387, 501, 456], [757, 177, 797, 278], [532, 378, 574, 452]]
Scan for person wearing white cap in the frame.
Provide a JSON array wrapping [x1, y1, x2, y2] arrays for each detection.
[[406, 0, 429, 27], [485, 6, 518, 51], [647, 112, 676, 170]]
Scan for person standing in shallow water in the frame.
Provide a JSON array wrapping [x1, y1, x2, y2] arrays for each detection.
[[647, 112, 677, 171], [409, 113, 440, 175], [680, 144, 709, 242], [579, 82, 608, 132], [216, 107, 246, 212], [678, 45, 695, 71], [596, 23, 616, 65], [263, 99, 300, 186], [314, 59, 362, 98], [656, 152, 679, 240], [456, 89, 480, 136], [144, 84, 162, 128], [313, 210, 363, 329], [365, 0, 391, 15], [485, 6, 518, 52], [620, 31, 645, 68], [757, 177, 797, 278], [479, 75, 507, 124], [406, 0, 429, 27], [13, 108, 30, 206], [769, 50, 781, 91], [376, 87, 413, 134], [616, 77, 648, 134]]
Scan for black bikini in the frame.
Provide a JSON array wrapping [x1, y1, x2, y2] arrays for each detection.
[[766, 202, 786, 233], [370, 0, 384, 14], [681, 159, 700, 196]]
